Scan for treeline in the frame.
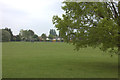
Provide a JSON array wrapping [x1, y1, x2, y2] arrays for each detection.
[[0, 28, 63, 42]]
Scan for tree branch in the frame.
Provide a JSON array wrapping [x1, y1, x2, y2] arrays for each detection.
[[111, 2, 118, 18]]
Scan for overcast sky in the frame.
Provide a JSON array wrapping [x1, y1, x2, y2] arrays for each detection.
[[0, 0, 64, 36]]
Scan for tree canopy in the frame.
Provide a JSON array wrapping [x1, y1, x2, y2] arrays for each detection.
[[41, 33, 47, 40], [49, 29, 57, 36], [33, 34, 39, 41], [19, 29, 38, 41], [4, 28, 13, 41], [0, 29, 11, 42], [15, 35, 21, 41], [53, 2, 120, 54], [48, 29, 57, 39]]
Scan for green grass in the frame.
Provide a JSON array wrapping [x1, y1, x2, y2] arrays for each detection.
[[2, 42, 118, 78]]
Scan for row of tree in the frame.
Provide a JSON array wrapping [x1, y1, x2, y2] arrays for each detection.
[[19, 29, 39, 41], [0, 28, 60, 42]]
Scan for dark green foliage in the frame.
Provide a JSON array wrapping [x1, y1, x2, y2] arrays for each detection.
[[41, 33, 47, 40], [16, 35, 21, 41], [49, 29, 57, 36], [48, 29, 57, 39], [52, 2, 119, 54], [48, 34, 54, 39], [19, 29, 38, 41], [1, 29, 11, 42], [33, 34, 38, 38], [12, 35, 21, 41], [4, 28, 13, 41], [33, 34, 39, 41], [28, 30, 34, 37]]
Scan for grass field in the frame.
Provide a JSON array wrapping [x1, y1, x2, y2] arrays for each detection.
[[2, 42, 118, 78]]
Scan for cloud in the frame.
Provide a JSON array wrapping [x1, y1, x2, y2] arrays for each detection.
[[0, 0, 64, 36]]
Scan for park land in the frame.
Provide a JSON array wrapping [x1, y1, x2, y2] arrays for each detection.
[[2, 42, 118, 78]]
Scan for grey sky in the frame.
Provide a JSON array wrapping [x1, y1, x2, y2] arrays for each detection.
[[0, 0, 64, 36]]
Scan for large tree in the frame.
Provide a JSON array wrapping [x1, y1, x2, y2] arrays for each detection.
[[19, 29, 35, 41], [48, 34, 54, 40], [41, 33, 47, 41], [33, 34, 39, 41], [49, 29, 57, 36], [19, 29, 28, 41], [16, 35, 21, 41], [48, 29, 57, 40], [4, 28, 13, 41], [0, 29, 11, 42], [53, 1, 120, 54]]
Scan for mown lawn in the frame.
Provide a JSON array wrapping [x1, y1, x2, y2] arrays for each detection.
[[2, 42, 118, 78]]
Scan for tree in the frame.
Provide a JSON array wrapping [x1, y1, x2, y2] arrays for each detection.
[[49, 29, 57, 36], [48, 29, 57, 40], [33, 34, 39, 41], [53, 2, 120, 54], [48, 34, 54, 40], [16, 35, 21, 41], [41, 33, 47, 41], [19, 29, 28, 41], [19, 29, 35, 41], [4, 28, 13, 41], [28, 30, 34, 41], [0, 29, 11, 42]]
